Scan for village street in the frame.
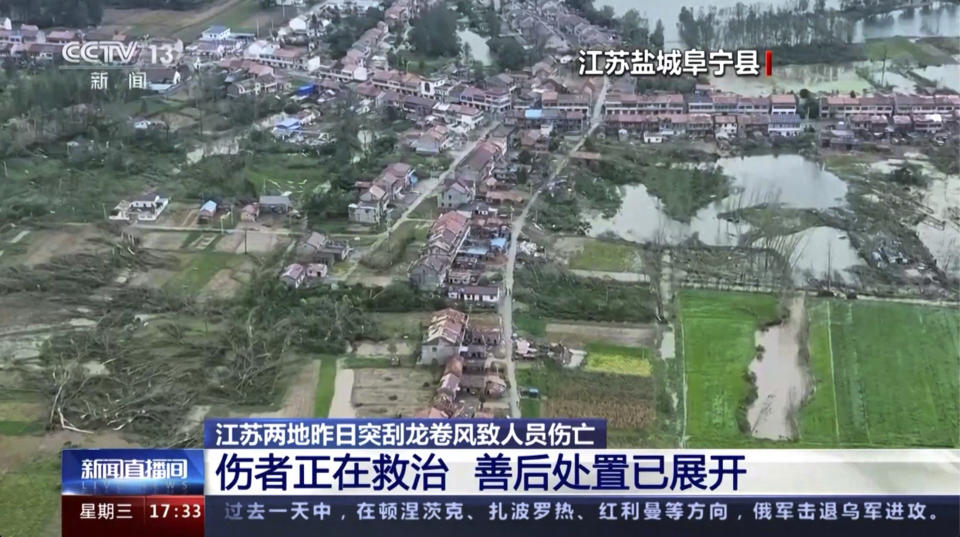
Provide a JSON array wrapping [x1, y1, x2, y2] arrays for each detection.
[[339, 120, 502, 282], [500, 76, 609, 417]]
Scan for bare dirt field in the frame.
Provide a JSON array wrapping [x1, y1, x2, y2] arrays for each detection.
[[101, 0, 242, 35], [544, 321, 660, 348], [141, 231, 189, 250], [352, 340, 415, 357], [128, 267, 179, 289], [215, 231, 290, 255], [254, 360, 319, 419], [21, 226, 113, 266], [161, 112, 198, 131], [199, 260, 255, 300], [352, 368, 435, 418], [0, 430, 138, 473], [329, 366, 356, 418]]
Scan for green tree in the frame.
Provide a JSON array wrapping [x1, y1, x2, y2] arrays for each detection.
[[651, 19, 665, 49], [482, 4, 501, 37], [409, 5, 460, 57], [488, 37, 528, 71]]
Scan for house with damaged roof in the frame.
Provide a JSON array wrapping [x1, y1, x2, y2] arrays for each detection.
[[409, 211, 471, 291], [420, 308, 468, 365]]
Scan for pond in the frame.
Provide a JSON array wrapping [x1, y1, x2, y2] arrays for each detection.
[[458, 28, 493, 66], [710, 61, 876, 96], [854, 3, 960, 41], [912, 63, 960, 92], [588, 154, 855, 280], [598, 0, 958, 48], [771, 226, 863, 285]]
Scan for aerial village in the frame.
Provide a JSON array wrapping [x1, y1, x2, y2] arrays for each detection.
[[0, 0, 958, 481]]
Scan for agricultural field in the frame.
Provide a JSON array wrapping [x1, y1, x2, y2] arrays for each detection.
[[102, 0, 286, 40], [583, 342, 653, 376], [359, 221, 429, 272], [313, 358, 338, 418], [800, 300, 959, 447], [514, 264, 657, 323], [351, 368, 435, 418], [0, 456, 61, 537], [163, 251, 250, 295], [566, 238, 643, 272], [516, 359, 678, 448], [678, 290, 782, 447]]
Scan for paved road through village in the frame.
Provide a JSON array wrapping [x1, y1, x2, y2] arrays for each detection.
[[500, 76, 610, 417]]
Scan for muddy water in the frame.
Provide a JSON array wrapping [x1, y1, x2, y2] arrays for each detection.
[[872, 157, 960, 278], [918, 175, 960, 278], [589, 155, 851, 279], [747, 296, 811, 440], [762, 226, 863, 285], [854, 3, 960, 41], [458, 28, 493, 65], [599, 0, 958, 48], [912, 63, 960, 92]]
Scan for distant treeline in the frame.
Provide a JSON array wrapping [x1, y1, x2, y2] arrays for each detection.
[[0, 0, 214, 28], [678, 1, 858, 50]]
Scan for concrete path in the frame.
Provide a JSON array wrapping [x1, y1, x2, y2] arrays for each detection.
[[501, 76, 609, 417]]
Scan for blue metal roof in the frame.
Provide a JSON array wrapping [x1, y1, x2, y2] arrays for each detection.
[[201, 200, 217, 212], [297, 84, 316, 95], [490, 237, 507, 249], [464, 246, 489, 256], [276, 118, 301, 129], [524, 109, 543, 119], [205, 25, 229, 34]]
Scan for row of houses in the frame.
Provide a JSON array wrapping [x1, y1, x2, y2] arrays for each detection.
[[845, 112, 957, 135], [603, 91, 799, 117], [819, 93, 960, 118], [605, 112, 804, 138], [348, 162, 417, 224]]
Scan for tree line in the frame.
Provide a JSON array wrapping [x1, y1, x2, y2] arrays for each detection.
[[677, 1, 857, 50]]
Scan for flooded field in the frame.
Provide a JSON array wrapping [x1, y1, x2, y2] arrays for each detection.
[[590, 154, 848, 252], [712, 62, 875, 96], [871, 156, 960, 278], [747, 296, 811, 440], [772, 226, 863, 285], [917, 174, 960, 278], [912, 63, 960, 91], [600, 0, 958, 48], [458, 28, 492, 65], [854, 4, 960, 41]]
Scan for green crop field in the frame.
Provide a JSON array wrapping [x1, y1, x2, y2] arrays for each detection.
[[584, 342, 653, 376], [0, 456, 61, 537], [313, 358, 338, 418], [568, 240, 641, 272], [678, 290, 781, 447], [800, 300, 959, 447]]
